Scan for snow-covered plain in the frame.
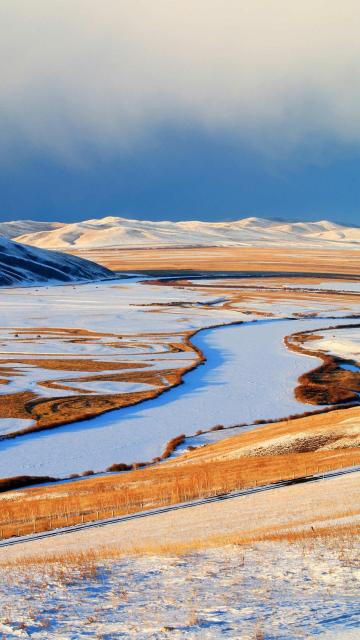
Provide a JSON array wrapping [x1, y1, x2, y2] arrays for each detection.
[[14, 214, 360, 249], [287, 280, 360, 293], [0, 541, 358, 639], [0, 276, 354, 335]]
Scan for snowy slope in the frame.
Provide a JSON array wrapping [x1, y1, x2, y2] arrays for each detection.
[[0, 219, 61, 239], [0, 236, 113, 286], [14, 215, 360, 249]]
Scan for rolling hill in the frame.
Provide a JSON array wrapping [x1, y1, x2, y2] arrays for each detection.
[[13, 216, 360, 250]]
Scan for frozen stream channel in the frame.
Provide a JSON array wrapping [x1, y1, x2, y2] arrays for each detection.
[[0, 317, 354, 478]]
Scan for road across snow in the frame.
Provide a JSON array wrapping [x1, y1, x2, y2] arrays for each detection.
[[0, 317, 354, 478], [2, 469, 359, 559]]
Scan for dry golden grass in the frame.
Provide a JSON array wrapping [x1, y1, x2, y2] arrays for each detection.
[[1, 358, 146, 373], [0, 385, 174, 435], [71, 246, 360, 277], [171, 404, 360, 464]]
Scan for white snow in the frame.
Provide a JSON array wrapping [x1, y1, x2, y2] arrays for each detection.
[[310, 327, 360, 362], [0, 418, 35, 436], [0, 540, 358, 638], [0, 278, 243, 335], [0, 270, 358, 637]]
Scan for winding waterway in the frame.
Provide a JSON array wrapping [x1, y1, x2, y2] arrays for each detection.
[[0, 316, 355, 479]]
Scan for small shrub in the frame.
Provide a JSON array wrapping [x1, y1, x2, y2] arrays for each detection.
[[162, 434, 186, 458], [106, 463, 132, 472]]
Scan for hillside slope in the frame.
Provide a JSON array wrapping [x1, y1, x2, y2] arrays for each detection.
[[0, 236, 113, 287], [0, 220, 61, 239], [14, 215, 360, 249]]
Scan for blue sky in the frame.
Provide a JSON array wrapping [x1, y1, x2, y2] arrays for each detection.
[[1, 1, 359, 225], [1, 130, 360, 225]]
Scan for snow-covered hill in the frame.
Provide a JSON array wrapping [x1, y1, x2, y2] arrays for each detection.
[[0, 236, 113, 286], [14, 216, 360, 249], [0, 220, 61, 239]]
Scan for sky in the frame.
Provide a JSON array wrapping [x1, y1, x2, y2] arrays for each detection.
[[1, 0, 360, 225]]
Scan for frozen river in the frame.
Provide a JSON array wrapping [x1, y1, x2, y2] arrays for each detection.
[[0, 316, 354, 479]]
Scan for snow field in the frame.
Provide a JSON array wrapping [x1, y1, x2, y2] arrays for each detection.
[[0, 540, 358, 638]]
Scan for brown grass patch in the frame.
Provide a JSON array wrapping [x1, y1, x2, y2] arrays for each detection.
[[285, 323, 360, 405], [0, 442, 359, 540], [1, 358, 147, 373]]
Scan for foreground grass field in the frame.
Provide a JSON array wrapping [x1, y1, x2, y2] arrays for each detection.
[[1, 406, 359, 540]]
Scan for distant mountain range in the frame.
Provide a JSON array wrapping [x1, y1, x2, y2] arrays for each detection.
[[3, 216, 359, 250], [0, 236, 113, 287]]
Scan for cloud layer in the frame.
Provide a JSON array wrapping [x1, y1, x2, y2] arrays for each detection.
[[1, 1, 360, 161]]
